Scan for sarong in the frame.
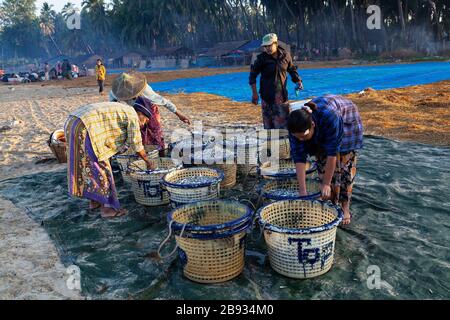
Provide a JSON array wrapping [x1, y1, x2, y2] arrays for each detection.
[[315, 151, 357, 204], [65, 116, 120, 209], [261, 91, 290, 129]]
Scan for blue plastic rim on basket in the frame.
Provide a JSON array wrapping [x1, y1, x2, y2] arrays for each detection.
[[168, 200, 253, 239], [257, 199, 343, 235], [260, 178, 322, 202], [257, 160, 317, 179], [161, 168, 225, 189]]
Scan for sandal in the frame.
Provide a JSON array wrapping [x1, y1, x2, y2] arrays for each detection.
[[89, 203, 102, 211], [102, 208, 128, 219]]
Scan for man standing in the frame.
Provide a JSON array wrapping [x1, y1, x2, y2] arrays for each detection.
[[44, 63, 50, 81], [249, 33, 303, 129], [95, 59, 106, 95]]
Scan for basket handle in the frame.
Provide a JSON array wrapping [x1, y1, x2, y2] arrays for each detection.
[[157, 221, 187, 260]]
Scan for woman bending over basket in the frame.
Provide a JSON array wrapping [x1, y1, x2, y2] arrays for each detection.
[[287, 95, 364, 225], [109, 72, 191, 156], [65, 101, 156, 218]]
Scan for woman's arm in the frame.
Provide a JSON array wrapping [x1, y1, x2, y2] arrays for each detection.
[[136, 149, 155, 170], [321, 156, 337, 199], [295, 163, 308, 196]]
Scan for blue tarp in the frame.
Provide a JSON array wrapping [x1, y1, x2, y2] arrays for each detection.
[[151, 61, 450, 101]]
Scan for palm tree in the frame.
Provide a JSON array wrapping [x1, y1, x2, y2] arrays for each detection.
[[39, 2, 62, 56]]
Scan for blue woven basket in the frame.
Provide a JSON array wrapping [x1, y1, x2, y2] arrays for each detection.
[[162, 167, 224, 206], [257, 199, 343, 279], [165, 200, 253, 283]]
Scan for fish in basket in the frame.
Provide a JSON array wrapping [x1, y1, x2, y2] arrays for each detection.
[[47, 130, 67, 163], [162, 167, 224, 207], [260, 178, 321, 203], [258, 159, 317, 179]]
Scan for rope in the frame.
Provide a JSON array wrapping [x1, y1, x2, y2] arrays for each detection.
[[238, 198, 256, 211], [250, 215, 266, 241], [157, 220, 187, 260]]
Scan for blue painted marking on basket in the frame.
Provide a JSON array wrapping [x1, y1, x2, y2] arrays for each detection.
[[177, 247, 188, 267], [320, 241, 334, 270], [168, 200, 254, 232], [137, 180, 164, 199], [288, 238, 320, 277], [257, 199, 344, 235], [162, 168, 225, 189]]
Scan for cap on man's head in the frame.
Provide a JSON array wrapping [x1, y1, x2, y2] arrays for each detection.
[[261, 33, 278, 47]]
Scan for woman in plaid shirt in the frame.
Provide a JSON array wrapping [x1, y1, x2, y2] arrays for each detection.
[[287, 95, 364, 225]]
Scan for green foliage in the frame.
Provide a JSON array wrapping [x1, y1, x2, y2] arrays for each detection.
[[0, 0, 449, 60]]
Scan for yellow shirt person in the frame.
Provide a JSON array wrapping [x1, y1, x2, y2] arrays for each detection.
[[95, 59, 106, 95]]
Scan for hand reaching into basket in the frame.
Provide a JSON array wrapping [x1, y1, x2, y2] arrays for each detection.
[[320, 184, 332, 200], [137, 149, 156, 170], [145, 159, 156, 170]]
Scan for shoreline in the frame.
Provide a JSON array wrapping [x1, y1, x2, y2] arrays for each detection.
[[3, 59, 449, 90]]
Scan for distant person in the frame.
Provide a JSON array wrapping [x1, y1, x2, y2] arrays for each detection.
[[44, 63, 50, 81], [57, 62, 62, 78], [95, 59, 106, 95], [62, 59, 72, 80], [287, 95, 364, 225], [249, 33, 303, 129]]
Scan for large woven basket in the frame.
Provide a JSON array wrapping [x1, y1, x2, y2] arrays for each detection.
[[259, 159, 316, 179], [129, 158, 182, 206], [114, 150, 159, 184], [48, 130, 67, 163], [257, 200, 343, 279], [194, 163, 237, 189], [167, 200, 253, 283], [235, 137, 260, 176], [258, 129, 291, 160], [260, 178, 321, 203], [162, 167, 224, 206]]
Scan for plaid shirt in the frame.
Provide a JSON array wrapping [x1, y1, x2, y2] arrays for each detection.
[[290, 95, 363, 163], [70, 102, 144, 162]]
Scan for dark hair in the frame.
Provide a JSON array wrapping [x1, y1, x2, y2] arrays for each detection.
[[287, 102, 317, 133]]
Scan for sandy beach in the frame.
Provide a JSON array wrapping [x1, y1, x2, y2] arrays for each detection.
[[0, 66, 449, 299]]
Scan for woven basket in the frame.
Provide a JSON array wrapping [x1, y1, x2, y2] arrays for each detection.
[[167, 200, 253, 283], [260, 178, 321, 204], [257, 200, 343, 279], [258, 129, 291, 160], [48, 130, 67, 163], [129, 158, 182, 206], [259, 159, 316, 179], [195, 163, 237, 189], [114, 150, 159, 184], [162, 167, 224, 206]]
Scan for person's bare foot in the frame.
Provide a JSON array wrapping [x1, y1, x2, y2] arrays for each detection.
[[340, 201, 351, 225], [342, 210, 351, 225], [101, 207, 128, 218]]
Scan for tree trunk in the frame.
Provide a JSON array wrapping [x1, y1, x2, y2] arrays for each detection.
[[398, 0, 406, 37]]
